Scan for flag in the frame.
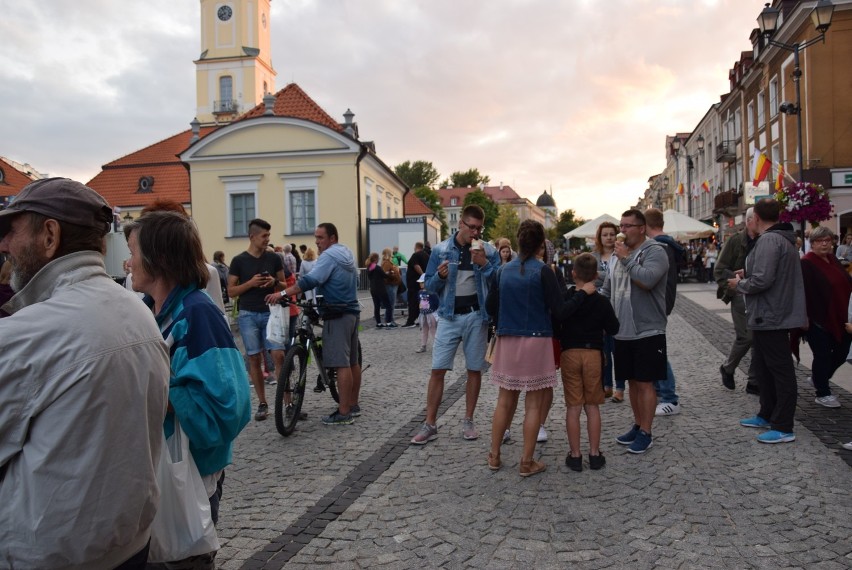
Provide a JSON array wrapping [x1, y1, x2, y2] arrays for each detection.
[[775, 164, 785, 191], [677, 182, 684, 195], [701, 180, 710, 193], [752, 149, 771, 185]]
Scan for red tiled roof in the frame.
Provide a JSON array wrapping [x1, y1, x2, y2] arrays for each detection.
[[87, 83, 345, 209], [404, 192, 435, 216], [437, 185, 521, 208], [0, 157, 44, 197]]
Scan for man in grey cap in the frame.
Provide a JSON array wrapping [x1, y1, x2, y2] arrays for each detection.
[[0, 178, 170, 569]]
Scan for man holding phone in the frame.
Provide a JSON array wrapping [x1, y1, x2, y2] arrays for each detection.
[[228, 218, 288, 421]]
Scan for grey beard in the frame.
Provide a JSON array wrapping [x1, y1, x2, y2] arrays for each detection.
[[10, 269, 27, 292]]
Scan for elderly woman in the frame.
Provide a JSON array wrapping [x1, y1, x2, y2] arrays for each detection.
[[801, 226, 852, 408], [125, 211, 251, 568]]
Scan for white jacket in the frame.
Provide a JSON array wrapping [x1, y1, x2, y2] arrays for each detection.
[[0, 251, 170, 569]]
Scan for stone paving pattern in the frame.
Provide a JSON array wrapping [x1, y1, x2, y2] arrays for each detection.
[[215, 285, 852, 569]]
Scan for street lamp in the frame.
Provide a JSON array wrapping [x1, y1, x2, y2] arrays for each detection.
[[758, 0, 834, 183], [671, 135, 705, 219]]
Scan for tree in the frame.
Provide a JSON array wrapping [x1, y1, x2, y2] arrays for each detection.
[[491, 204, 520, 249], [412, 186, 449, 238], [394, 160, 440, 189], [441, 168, 490, 189], [462, 189, 499, 240], [551, 209, 585, 250]]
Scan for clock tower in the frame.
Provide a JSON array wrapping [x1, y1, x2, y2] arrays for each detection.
[[195, 0, 276, 125]]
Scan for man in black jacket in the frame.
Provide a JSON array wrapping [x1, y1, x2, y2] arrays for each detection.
[[402, 242, 429, 328]]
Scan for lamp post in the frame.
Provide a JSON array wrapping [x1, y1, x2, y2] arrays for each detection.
[[758, 0, 834, 183], [671, 135, 705, 219]]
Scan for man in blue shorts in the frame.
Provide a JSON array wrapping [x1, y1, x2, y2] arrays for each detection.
[[228, 218, 289, 421], [411, 205, 500, 444], [274, 222, 362, 425], [601, 209, 669, 454]]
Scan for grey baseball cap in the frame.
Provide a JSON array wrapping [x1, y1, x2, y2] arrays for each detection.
[[0, 177, 114, 237]]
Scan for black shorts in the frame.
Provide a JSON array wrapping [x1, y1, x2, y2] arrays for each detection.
[[614, 335, 667, 383]]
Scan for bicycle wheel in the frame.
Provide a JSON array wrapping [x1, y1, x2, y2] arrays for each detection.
[[275, 345, 307, 436], [325, 339, 362, 404]]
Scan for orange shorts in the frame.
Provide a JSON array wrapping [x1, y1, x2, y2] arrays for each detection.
[[560, 348, 605, 406]]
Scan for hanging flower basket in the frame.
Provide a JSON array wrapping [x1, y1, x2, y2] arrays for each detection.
[[774, 181, 833, 226]]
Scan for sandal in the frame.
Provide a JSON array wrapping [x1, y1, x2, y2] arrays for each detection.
[[488, 452, 502, 471], [520, 458, 546, 477], [611, 390, 624, 403]]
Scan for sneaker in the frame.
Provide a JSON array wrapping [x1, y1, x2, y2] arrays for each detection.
[[502, 429, 511, 444], [255, 402, 269, 421], [350, 404, 361, 417], [627, 430, 653, 454], [815, 395, 841, 408], [757, 430, 795, 444], [376, 323, 385, 328], [386, 322, 398, 328], [565, 454, 582, 472], [321, 410, 354, 425], [520, 459, 546, 477], [265, 376, 277, 386], [588, 453, 606, 470], [537, 425, 548, 443], [720, 365, 735, 390], [411, 423, 438, 445], [655, 402, 680, 416], [415, 345, 427, 353], [841, 441, 852, 451], [401, 322, 417, 329], [745, 383, 761, 395], [462, 418, 479, 440], [740, 415, 770, 428], [616, 424, 640, 445]]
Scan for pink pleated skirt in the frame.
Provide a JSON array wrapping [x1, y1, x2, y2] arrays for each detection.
[[490, 336, 559, 392]]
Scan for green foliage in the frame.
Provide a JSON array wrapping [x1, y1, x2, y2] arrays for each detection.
[[412, 186, 448, 238], [462, 189, 499, 240], [491, 204, 520, 249], [552, 209, 585, 250], [394, 160, 441, 189], [441, 168, 490, 189]]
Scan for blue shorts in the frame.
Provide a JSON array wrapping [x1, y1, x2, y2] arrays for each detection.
[[431, 312, 488, 372], [237, 310, 287, 356]]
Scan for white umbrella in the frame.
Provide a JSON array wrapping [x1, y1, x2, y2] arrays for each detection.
[[564, 213, 619, 240], [662, 209, 715, 240]]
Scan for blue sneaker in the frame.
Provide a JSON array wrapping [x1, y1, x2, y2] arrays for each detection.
[[321, 410, 354, 425], [757, 430, 795, 444], [740, 415, 771, 429], [350, 404, 361, 417], [616, 424, 640, 445], [627, 430, 653, 454]]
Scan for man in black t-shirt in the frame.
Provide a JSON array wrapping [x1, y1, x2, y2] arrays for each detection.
[[228, 218, 288, 421], [402, 242, 430, 327]]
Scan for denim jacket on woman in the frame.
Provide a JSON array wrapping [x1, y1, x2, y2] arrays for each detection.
[[423, 232, 500, 323], [491, 257, 553, 337]]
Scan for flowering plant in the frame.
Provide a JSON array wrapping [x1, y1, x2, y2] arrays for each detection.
[[774, 181, 832, 225]]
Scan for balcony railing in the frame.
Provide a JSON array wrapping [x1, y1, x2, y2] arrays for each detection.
[[714, 190, 740, 211], [716, 141, 736, 164], [213, 100, 239, 114]]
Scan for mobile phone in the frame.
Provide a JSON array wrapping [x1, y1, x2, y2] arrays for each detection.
[[260, 271, 270, 277]]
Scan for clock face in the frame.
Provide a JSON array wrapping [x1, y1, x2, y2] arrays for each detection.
[[217, 5, 232, 21]]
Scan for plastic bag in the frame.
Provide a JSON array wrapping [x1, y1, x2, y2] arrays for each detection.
[[148, 419, 220, 563], [266, 303, 289, 345]]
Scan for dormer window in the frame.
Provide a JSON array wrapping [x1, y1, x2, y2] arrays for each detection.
[[450, 197, 458, 206]]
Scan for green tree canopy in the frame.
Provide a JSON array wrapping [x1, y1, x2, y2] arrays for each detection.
[[412, 186, 449, 238], [441, 168, 490, 189], [551, 209, 585, 250], [462, 189, 499, 240], [394, 160, 440, 189], [491, 204, 520, 249]]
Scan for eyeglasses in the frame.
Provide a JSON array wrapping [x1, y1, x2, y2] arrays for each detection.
[[812, 237, 833, 244], [620, 223, 644, 229], [460, 219, 483, 233]]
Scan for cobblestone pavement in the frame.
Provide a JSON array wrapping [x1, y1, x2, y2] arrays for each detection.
[[217, 286, 852, 569]]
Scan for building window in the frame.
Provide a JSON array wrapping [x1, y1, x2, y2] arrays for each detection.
[[230, 193, 255, 236], [746, 102, 754, 136], [769, 77, 779, 118], [290, 190, 315, 234], [757, 90, 765, 129], [364, 177, 374, 218], [450, 197, 458, 206], [220, 76, 233, 102], [387, 205, 391, 218], [377, 198, 382, 219], [450, 212, 457, 223]]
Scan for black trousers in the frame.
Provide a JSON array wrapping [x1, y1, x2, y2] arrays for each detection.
[[405, 281, 420, 325], [752, 329, 798, 433]]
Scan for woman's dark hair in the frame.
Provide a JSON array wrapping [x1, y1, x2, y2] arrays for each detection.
[[124, 211, 209, 289], [516, 219, 545, 275]]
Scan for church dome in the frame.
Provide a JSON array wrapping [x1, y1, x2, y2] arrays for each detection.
[[536, 190, 556, 208]]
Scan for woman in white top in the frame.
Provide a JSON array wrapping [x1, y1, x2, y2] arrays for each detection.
[[300, 247, 317, 302], [703, 243, 718, 284]]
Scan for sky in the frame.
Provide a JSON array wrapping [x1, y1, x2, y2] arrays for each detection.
[[0, 0, 770, 221]]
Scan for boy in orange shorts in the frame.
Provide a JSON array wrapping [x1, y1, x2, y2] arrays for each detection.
[[557, 253, 619, 472]]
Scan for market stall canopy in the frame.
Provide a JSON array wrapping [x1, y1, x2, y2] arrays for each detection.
[[564, 213, 619, 240], [663, 209, 715, 240]]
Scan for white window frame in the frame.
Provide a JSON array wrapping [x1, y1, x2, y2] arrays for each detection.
[[279, 172, 322, 235], [746, 101, 754, 136], [768, 77, 779, 119], [221, 175, 262, 237], [757, 90, 765, 129], [364, 177, 374, 219]]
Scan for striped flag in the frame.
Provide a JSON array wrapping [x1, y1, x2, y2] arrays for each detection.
[[775, 164, 785, 191], [677, 182, 684, 195], [752, 149, 771, 186], [701, 180, 710, 193]]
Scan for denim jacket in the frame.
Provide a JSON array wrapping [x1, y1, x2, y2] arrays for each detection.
[[424, 232, 500, 323], [492, 258, 552, 337]]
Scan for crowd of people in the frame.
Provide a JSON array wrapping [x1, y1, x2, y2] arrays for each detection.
[[2, 175, 851, 566]]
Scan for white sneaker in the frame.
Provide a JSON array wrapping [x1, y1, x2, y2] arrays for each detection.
[[655, 402, 680, 416], [502, 429, 511, 444], [815, 395, 841, 408], [842, 441, 852, 451], [537, 425, 548, 443]]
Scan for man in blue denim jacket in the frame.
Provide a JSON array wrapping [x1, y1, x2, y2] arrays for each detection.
[[411, 205, 500, 444]]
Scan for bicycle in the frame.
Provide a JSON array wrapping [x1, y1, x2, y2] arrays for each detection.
[[274, 298, 363, 436]]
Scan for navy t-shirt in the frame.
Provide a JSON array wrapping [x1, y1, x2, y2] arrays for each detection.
[[229, 251, 284, 312]]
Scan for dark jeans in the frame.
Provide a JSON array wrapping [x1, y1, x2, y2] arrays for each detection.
[[405, 281, 420, 325], [601, 334, 624, 391], [806, 324, 852, 397], [753, 329, 798, 433], [115, 541, 150, 570], [370, 290, 392, 324]]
